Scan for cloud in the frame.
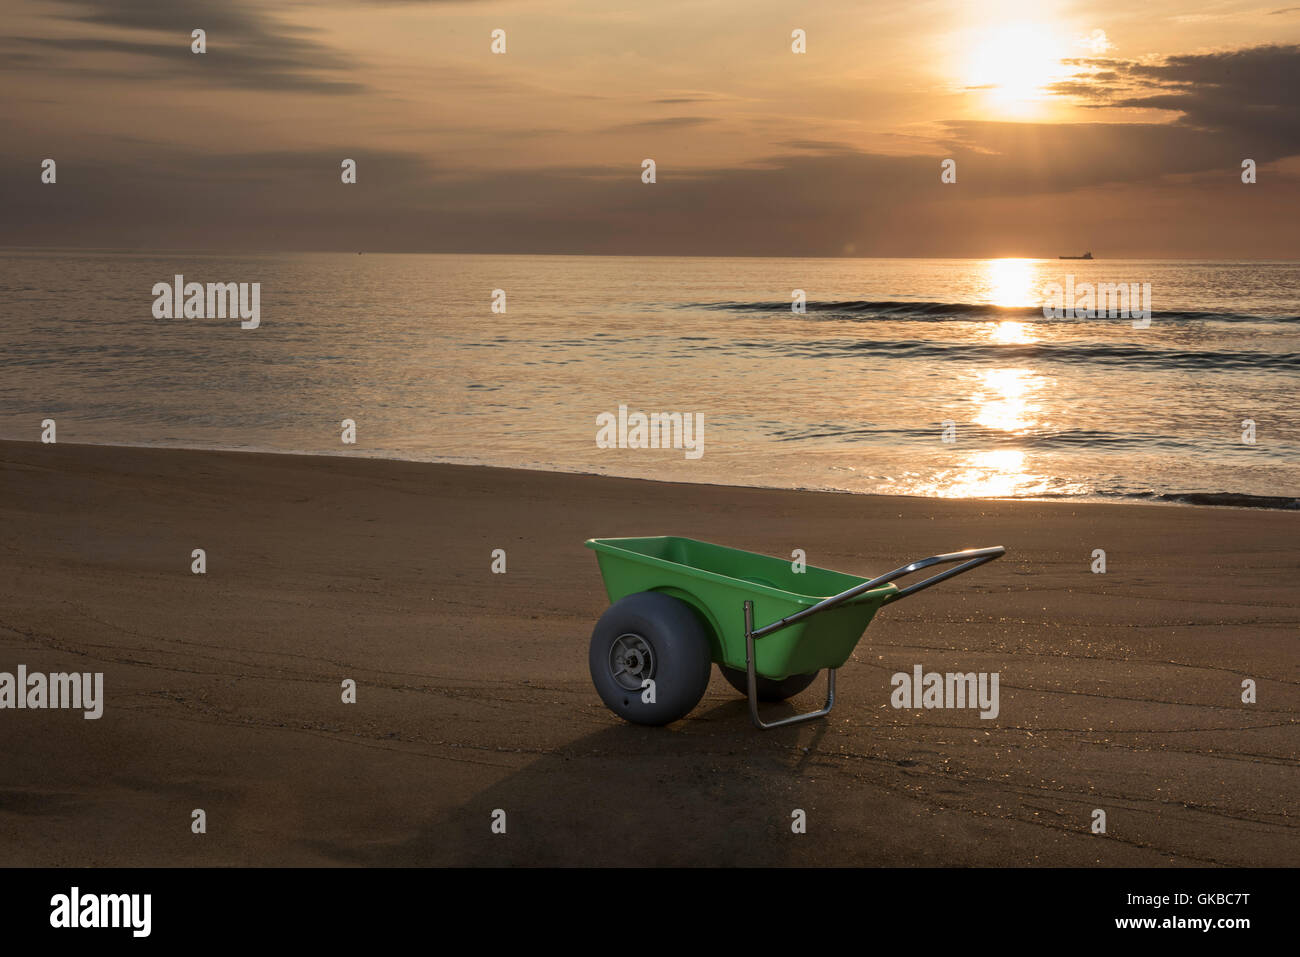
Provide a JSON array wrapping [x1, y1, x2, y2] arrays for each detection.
[[1052, 44, 1300, 159], [1076, 29, 1114, 55], [778, 139, 860, 153], [0, 0, 365, 94], [6, 123, 1294, 258], [605, 117, 715, 132]]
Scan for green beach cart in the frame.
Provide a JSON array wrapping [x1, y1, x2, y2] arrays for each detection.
[[585, 536, 1005, 729]]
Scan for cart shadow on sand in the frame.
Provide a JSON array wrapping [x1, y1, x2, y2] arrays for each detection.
[[309, 695, 838, 867], [441, 701, 837, 866]]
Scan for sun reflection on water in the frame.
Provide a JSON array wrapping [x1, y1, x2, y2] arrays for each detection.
[[902, 448, 1069, 499], [867, 259, 1077, 499], [905, 364, 1054, 498], [973, 368, 1038, 433], [987, 258, 1038, 308], [989, 320, 1034, 344], [932, 450, 1032, 498]]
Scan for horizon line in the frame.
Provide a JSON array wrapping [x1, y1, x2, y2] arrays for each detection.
[[3, 245, 1299, 263]]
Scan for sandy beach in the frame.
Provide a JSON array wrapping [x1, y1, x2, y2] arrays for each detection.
[[0, 439, 1295, 867]]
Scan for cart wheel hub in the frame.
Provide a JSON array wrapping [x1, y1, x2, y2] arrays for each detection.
[[609, 633, 654, 691]]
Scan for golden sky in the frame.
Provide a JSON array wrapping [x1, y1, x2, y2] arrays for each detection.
[[4, 0, 1299, 256]]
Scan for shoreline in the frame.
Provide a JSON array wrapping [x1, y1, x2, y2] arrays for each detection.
[[0, 439, 1295, 865], [3, 438, 1294, 511]]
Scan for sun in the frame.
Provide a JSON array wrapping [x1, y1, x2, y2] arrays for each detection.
[[964, 23, 1068, 114]]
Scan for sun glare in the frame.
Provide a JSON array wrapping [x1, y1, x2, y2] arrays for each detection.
[[964, 23, 1068, 115], [987, 257, 1037, 308]]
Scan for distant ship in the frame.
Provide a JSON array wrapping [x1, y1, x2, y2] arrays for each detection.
[[1059, 251, 1094, 259]]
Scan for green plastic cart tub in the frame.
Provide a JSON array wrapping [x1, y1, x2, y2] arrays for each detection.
[[584, 535, 1004, 729]]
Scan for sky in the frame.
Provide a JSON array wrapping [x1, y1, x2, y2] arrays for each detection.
[[3, 0, 1299, 257]]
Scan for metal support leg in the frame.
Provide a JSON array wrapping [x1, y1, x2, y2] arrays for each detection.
[[744, 600, 836, 730]]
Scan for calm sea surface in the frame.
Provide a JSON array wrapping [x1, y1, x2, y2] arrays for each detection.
[[2, 251, 1297, 506]]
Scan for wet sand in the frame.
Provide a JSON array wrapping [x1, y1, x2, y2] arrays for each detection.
[[0, 440, 1295, 866]]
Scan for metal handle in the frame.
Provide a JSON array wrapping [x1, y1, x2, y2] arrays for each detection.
[[742, 545, 1005, 731], [751, 545, 1005, 639], [876, 545, 1006, 602]]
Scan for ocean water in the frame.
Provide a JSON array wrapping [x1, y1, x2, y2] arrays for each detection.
[[1, 250, 1297, 507]]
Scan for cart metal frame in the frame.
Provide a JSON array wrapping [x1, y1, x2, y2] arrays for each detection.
[[742, 546, 1005, 729]]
